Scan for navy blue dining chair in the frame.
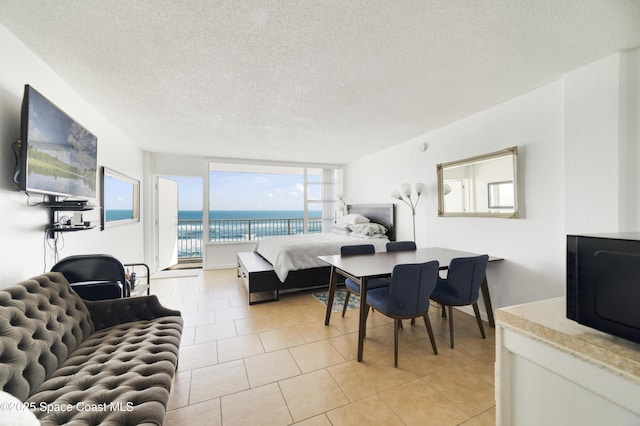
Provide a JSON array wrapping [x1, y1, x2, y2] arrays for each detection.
[[385, 240, 418, 326], [365, 261, 440, 367], [430, 255, 489, 348], [341, 244, 391, 318], [386, 241, 417, 252]]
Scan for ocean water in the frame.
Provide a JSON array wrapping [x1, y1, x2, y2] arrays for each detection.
[[105, 209, 134, 221], [179, 210, 322, 258], [105, 209, 322, 258], [179, 210, 321, 220]]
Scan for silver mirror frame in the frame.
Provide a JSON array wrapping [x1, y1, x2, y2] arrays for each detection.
[[100, 166, 141, 230], [437, 146, 519, 218]]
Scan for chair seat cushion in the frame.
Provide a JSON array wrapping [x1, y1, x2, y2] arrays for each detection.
[[345, 277, 390, 293], [366, 286, 411, 317], [26, 316, 182, 425]]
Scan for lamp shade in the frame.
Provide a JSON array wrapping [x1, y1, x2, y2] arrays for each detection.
[[400, 183, 412, 197], [390, 190, 402, 199], [415, 182, 425, 195]]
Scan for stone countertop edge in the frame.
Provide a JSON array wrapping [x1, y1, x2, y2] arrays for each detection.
[[496, 297, 640, 386]]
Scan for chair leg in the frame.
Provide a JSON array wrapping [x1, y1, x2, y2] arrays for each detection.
[[472, 302, 486, 339], [394, 319, 400, 367], [422, 314, 438, 355], [342, 290, 351, 317], [448, 305, 454, 348]]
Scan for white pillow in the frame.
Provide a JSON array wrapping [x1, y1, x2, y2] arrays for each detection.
[[339, 214, 370, 225], [350, 222, 388, 237], [332, 224, 352, 235]]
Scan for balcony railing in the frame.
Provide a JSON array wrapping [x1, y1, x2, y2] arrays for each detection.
[[178, 217, 322, 259]]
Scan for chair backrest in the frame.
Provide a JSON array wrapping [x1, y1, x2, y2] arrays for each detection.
[[340, 244, 375, 256], [386, 241, 417, 252], [445, 255, 490, 303], [51, 254, 126, 286], [389, 261, 440, 315]]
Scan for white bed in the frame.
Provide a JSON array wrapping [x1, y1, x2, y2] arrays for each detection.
[[252, 203, 395, 283], [239, 204, 395, 303], [254, 232, 389, 282]]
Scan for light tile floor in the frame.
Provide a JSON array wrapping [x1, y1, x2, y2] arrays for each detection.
[[155, 269, 496, 426]]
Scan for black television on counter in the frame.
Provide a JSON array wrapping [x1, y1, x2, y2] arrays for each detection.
[[17, 84, 97, 199], [567, 233, 640, 344]]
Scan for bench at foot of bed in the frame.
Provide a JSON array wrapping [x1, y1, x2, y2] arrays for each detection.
[[237, 251, 341, 305], [237, 251, 280, 304]]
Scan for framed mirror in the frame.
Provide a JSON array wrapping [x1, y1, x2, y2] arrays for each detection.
[[437, 146, 519, 218], [100, 167, 140, 230]]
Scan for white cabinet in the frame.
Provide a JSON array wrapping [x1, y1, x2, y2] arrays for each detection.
[[496, 297, 640, 426]]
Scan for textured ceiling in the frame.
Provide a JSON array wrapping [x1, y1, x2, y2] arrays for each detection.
[[1, 1, 640, 164]]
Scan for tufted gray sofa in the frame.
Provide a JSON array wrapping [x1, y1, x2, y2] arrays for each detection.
[[0, 272, 182, 425]]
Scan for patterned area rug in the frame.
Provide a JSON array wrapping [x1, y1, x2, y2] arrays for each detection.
[[312, 289, 360, 312]]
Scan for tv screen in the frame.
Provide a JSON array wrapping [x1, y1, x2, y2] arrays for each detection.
[[19, 85, 97, 199]]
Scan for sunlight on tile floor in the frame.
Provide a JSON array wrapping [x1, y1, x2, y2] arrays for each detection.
[[154, 269, 496, 426]]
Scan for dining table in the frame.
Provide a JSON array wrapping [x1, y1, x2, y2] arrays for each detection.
[[318, 247, 502, 362]]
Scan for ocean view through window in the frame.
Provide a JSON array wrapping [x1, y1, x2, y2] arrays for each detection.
[[178, 209, 322, 258], [169, 162, 341, 260]]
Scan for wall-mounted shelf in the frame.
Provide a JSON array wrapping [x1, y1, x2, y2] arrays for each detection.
[[43, 202, 93, 211], [44, 196, 95, 239], [46, 224, 95, 236]]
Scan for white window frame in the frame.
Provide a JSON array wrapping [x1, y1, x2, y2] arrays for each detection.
[[207, 158, 342, 243]]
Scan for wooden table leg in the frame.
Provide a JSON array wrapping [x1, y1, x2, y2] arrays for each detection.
[[324, 266, 339, 326], [480, 275, 495, 328], [357, 277, 367, 362]]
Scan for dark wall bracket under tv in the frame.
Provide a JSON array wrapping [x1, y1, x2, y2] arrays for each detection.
[[43, 196, 95, 239], [14, 84, 98, 238]]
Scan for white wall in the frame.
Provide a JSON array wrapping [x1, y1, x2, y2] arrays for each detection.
[[565, 51, 640, 234], [565, 54, 623, 233], [0, 24, 145, 286], [620, 48, 640, 232], [344, 48, 640, 311], [345, 81, 565, 311]]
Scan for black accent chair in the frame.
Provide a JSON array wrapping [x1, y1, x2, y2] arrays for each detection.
[[430, 255, 490, 348], [51, 254, 130, 300]]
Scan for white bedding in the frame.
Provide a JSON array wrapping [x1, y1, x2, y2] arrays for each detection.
[[254, 233, 389, 282]]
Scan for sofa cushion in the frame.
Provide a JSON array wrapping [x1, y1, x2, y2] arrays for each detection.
[[26, 316, 182, 425], [0, 273, 94, 401]]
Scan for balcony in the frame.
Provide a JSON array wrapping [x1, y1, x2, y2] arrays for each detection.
[[178, 217, 322, 260]]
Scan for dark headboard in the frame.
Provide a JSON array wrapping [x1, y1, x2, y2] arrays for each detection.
[[347, 204, 396, 241]]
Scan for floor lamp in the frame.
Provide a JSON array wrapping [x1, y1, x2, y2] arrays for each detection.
[[390, 183, 425, 241]]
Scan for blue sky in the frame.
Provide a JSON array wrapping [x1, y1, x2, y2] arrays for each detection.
[[164, 171, 316, 211], [104, 175, 133, 209]]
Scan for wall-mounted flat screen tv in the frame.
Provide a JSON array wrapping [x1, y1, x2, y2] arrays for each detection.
[[18, 85, 97, 199]]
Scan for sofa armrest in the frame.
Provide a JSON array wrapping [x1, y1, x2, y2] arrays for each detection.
[[84, 295, 181, 331]]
